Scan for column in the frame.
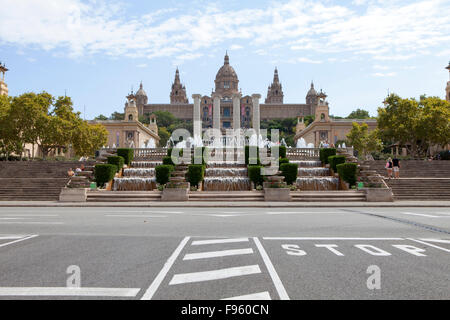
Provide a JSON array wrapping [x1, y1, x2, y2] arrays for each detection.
[[232, 93, 241, 132], [192, 94, 202, 139], [251, 94, 261, 138], [212, 93, 222, 131]]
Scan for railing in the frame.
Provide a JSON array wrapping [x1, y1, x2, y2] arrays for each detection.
[[287, 148, 320, 159]]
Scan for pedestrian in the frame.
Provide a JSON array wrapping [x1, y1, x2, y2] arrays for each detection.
[[67, 168, 75, 177], [385, 157, 393, 179], [392, 157, 400, 179]]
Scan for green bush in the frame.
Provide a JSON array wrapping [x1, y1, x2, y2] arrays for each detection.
[[187, 164, 205, 187], [328, 155, 346, 172], [162, 156, 174, 166], [279, 157, 290, 165], [439, 150, 450, 160], [155, 165, 174, 185], [279, 145, 287, 158], [280, 163, 298, 185], [94, 164, 117, 187], [107, 156, 125, 172], [320, 148, 336, 164], [337, 163, 357, 186], [117, 148, 134, 166], [248, 165, 264, 187], [245, 146, 259, 165]]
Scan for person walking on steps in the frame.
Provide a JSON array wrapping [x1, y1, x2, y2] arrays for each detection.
[[392, 157, 400, 179]]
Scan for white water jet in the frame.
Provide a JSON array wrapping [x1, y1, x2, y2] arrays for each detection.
[[296, 138, 307, 148]]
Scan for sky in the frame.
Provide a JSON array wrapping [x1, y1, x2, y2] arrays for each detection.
[[0, 0, 449, 120]]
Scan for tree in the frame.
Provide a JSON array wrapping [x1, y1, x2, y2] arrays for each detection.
[[347, 122, 382, 158], [71, 122, 108, 157], [418, 96, 450, 152], [110, 112, 124, 120], [152, 111, 176, 128], [347, 108, 371, 119], [157, 127, 170, 147], [95, 114, 108, 121]]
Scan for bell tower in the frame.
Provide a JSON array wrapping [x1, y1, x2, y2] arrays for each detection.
[[265, 67, 284, 104], [170, 68, 189, 104], [0, 62, 9, 96], [446, 61, 450, 102], [124, 94, 139, 122]]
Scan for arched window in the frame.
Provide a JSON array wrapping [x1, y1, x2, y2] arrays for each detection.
[[129, 114, 133, 121], [321, 113, 325, 121]]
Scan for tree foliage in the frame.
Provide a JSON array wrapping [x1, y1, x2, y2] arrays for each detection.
[[347, 108, 372, 119], [0, 92, 108, 159], [347, 122, 382, 158], [377, 94, 450, 156]]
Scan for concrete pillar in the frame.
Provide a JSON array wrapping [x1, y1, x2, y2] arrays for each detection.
[[232, 93, 241, 131], [212, 93, 222, 131], [192, 94, 202, 138], [251, 94, 261, 138]]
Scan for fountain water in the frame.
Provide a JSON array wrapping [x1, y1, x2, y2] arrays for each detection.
[[131, 161, 162, 168], [123, 168, 155, 177], [203, 162, 250, 191], [113, 177, 156, 191]]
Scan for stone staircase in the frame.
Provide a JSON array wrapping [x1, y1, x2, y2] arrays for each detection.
[[291, 190, 366, 202], [0, 161, 94, 201], [363, 160, 450, 200], [385, 178, 450, 200]]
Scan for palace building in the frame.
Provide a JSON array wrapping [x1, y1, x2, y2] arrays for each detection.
[[128, 53, 322, 131]]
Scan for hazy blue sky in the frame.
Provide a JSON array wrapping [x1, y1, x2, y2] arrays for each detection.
[[1, 0, 449, 119]]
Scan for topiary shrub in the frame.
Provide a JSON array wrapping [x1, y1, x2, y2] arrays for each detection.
[[245, 146, 259, 164], [320, 148, 336, 164], [337, 163, 357, 186], [279, 157, 290, 165], [439, 150, 450, 160], [328, 155, 346, 172], [155, 165, 174, 185], [248, 165, 264, 187], [187, 164, 205, 188], [94, 164, 117, 187], [117, 148, 134, 166], [107, 156, 125, 173], [162, 156, 174, 166], [280, 163, 298, 185], [279, 145, 287, 159]]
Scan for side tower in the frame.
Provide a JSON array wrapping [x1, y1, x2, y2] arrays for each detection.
[[170, 68, 189, 104], [135, 82, 148, 116], [265, 67, 284, 104], [446, 61, 450, 102], [124, 94, 139, 122], [0, 62, 8, 96]]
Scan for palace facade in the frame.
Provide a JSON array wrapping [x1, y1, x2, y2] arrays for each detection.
[[128, 53, 322, 131]]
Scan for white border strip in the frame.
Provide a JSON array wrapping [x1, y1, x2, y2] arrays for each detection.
[[183, 248, 253, 260], [191, 238, 249, 246], [253, 237, 289, 300], [0, 235, 38, 248], [140, 236, 190, 300], [263, 237, 405, 241], [169, 265, 261, 285], [0, 287, 140, 297]]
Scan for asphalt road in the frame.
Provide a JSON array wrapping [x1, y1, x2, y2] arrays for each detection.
[[0, 206, 449, 300]]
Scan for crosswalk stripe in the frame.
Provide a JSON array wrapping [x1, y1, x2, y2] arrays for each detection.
[[191, 238, 249, 246], [222, 291, 271, 300], [169, 265, 261, 285], [0, 287, 140, 297], [183, 248, 254, 260]]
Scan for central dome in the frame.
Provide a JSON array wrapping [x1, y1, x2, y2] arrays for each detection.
[[214, 52, 239, 96]]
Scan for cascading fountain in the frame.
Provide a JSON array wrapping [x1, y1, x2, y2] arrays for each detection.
[[295, 160, 339, 191], [113, 166, 157, 191], [131, 161, 162, 168], [123, 168, 155, 177], [203, 163, 251, 191], [298, 167, 330, 176]]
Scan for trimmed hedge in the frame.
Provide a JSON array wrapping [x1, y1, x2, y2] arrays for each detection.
[[337, 163, 357, 186], [162, 156, 175, 166], [280, 163, 298, 185], [107, 156, 125, 173], [248, 165, 264, 187], [187, 164, 205, 188], [279, 145, 287, 159], [94, 164, 117, 187], [117, 148, 134, 166], [320, 148, 337, 164], [328, 155, 346, 172], [245, 146, 259, 165], [155, 165, 174, 185], [279, 157, 290, 165]]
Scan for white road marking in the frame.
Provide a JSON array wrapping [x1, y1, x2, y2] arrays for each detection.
[[420, 238, 450, 244], [183, 248, 254, 260], [0, 222, 64, 225], [402, 212, 438, 218], [0, 235, 38, 248], [0, 218, 29, 220], [210, 214, 242, 217], [408, 238, 450, 253], [140, 236, 190, 300], [222, 291, 271, 300], [105, 215, 167, 218], [253, 237, 290, 300], [192, 238, 249, 246], [266, 211, 341, 215], [0, 215, 59, 217], [0, 235, 30, 240], [169, 265, 261, 285], [0, 287, 140, 297], [263, 237, 405, 241]]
